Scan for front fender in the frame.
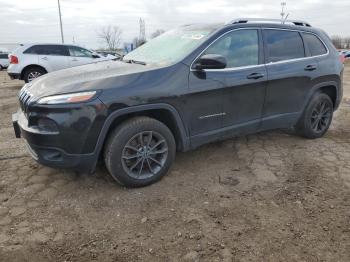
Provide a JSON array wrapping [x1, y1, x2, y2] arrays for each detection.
[[90, 103, 190, 166]]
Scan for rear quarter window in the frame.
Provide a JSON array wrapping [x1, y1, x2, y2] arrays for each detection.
[[264, 29, 305, 63], [24, 45, 44, 55], [0, 54, 8, 59], [302, 33, 328, 56]]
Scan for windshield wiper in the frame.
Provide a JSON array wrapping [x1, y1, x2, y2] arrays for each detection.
[[123, 59, 147, 66]]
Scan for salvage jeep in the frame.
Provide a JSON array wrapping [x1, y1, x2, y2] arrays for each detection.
[[12, 18, 344, 187]]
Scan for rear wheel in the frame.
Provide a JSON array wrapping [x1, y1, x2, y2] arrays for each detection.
[[104, 117, 176, 187], [0, 65, 3, 71], [297, 92, 333, 139], [23, 67, 46, 83]]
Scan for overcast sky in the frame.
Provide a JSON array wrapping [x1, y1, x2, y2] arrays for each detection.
[[0, 0, 349, 50]]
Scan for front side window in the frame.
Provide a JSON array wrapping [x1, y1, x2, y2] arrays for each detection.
[[69, 46, 93, 58], [302, 33, 328, 56], [265, 30, 305, 62], [202, 29, 259, 68]]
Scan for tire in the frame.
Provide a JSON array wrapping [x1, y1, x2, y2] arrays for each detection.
[[104, 117, 176, 188], [23, 67, 46, 83], [0, 65, 3, 71], [297, 92, 333, 139]]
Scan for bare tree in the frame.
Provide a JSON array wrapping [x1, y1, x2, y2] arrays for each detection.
[[331, 35, 343, 49], [97, 25, 122, 50], [344, 37, 350, 49], [151, 29, 165, 39]]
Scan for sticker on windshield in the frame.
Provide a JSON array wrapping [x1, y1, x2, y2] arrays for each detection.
[[181, 34, 206, 40]]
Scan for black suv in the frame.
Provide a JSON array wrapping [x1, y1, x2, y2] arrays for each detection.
[[13, 19, 344, 187]]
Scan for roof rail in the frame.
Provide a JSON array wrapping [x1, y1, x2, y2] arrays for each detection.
[[231, 18, 312, 27]]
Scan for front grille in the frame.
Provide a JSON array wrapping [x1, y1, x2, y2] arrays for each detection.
[[18, 86, 34, 114]]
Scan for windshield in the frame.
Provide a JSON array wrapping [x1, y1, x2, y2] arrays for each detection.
[[123, 28, 213, 66]]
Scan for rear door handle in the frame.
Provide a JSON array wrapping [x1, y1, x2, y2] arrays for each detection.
[[247, 73, 265, 80], [71, 58, 78, 62], [41, 57, 48, 60], [304, 64, 318, 71]]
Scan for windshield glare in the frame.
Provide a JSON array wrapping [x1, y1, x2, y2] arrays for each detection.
[[123, 28, 212, 66]]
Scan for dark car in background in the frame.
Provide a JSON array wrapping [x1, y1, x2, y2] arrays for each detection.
[[12, 18, 344, 187], [0, 53, 9, 70]]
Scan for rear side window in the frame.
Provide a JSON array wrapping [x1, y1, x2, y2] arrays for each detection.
[[203, 29, 259, 68], [302, 33, 328, 56], [0, 54, 8, 59], [264, 30, 305, 62], [24, 45, 68, 56]]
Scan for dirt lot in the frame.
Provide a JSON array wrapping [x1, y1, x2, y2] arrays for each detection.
[[0, 64, 350, 262]]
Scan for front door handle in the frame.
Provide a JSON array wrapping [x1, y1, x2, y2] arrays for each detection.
[[41, 57, 48, 60], [71, 58, 78, 62], [304, 64, 318, 71], [247, 73, 265, 80]]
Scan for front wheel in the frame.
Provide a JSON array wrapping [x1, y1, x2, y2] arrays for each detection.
[[104, 117, 176, 187], [297, 92, 333, 139]]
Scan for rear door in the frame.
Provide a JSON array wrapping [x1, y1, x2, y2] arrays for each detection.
[[37, 45, 70, 72], [68, 46, 96, 67], [261, 29, 319, 129]]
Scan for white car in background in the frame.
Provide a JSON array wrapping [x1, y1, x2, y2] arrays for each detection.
[[0, 53, 9, 70], [8, 44, 113, 82], [96, 50, 123, 60]]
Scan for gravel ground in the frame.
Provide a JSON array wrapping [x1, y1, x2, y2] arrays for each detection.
[[0, 64, 350, 262]]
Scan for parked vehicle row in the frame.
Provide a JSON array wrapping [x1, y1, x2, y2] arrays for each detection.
[[12, 18, 344, 187], [7, 44, 115, 83], [339, 50, 350, 60]]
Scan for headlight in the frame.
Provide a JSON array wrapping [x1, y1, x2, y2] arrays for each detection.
[[37, 91, 97, 105]]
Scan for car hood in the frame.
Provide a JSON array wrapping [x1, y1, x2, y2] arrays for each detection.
[[25, 60, 160, 98]]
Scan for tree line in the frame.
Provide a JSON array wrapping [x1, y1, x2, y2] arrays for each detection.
[[97, 25, 350, 52], [331, 36, 350, 49], [97, 25, 165, 51]]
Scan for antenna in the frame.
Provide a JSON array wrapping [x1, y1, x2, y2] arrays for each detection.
[[283, 13, 290, 24]]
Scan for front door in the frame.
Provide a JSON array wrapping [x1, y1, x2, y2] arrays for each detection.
[[188, 28, 267, 146], [68, 46, 95, 67]]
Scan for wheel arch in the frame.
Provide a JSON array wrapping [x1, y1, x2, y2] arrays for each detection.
[[21, 64, 47, 80], [93, 104, 190, 165], [305, 81, 339, 110]]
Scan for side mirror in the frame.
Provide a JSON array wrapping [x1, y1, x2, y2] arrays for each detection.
[[92, 54, 100, 59], [194, 54, 227, 70]]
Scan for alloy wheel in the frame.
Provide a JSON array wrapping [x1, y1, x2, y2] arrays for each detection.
[[310, 100, 332, 133], [27, 71, 42, 82], [121, 131, 168, 179]]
